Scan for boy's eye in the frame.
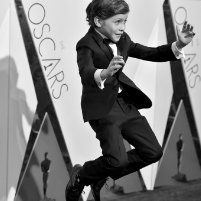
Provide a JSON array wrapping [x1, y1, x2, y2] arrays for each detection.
[[115, 19, 127, 25], [115, 20, 121, 24]]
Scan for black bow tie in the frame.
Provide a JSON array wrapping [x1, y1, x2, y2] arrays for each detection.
[[103, 38, 115, 45]]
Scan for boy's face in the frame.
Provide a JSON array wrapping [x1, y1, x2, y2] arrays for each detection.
[[97, 13, 129, 43]]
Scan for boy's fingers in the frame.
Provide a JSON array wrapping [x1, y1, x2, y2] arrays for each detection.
[[113, 56, 123, 60], [182, 21, 187, 32], [113, 59, 124, 62], [184, 32, 195, 38], [113, 55, 123, 58], [113, 59, 125, 64], [113, 64, 122, 70], [183, 21, 187, 27]]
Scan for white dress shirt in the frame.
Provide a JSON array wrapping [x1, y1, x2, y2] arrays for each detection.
[[94, 29, 185, 92]]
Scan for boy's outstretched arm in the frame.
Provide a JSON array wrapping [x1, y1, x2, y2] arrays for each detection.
[[127, 21, 195, 62]]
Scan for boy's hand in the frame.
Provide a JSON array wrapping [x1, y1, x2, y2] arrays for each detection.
[[176, 21, 195, 49], [107, 56, 125, 76], [100, 56, 125, 79]]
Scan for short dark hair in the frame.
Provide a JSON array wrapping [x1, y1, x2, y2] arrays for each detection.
[[86, 0, 130, 27]]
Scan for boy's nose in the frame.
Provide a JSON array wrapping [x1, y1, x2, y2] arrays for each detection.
[[119, 24, 126, 31]]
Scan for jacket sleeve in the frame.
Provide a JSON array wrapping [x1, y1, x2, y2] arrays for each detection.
[[76, 44, 98, 87], [126, 33, 177, 62]]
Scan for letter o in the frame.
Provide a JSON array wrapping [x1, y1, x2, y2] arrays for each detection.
[[28, 3, 46, 25], [174, 7, 187, 25]]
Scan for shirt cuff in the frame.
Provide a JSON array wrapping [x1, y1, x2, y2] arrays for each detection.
[[171, 41, 185, 59], [94, 69, 106, 89]]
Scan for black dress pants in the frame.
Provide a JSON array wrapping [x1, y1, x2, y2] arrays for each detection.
[[79, 92, 163, 186]]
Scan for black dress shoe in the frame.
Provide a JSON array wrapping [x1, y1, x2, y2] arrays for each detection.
[[90, 177, 109, 201], [65, 164, 85, 201], [110, 183, 125, 195]]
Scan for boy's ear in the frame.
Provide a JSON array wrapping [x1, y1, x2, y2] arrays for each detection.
[[94, 16, 102, 27]]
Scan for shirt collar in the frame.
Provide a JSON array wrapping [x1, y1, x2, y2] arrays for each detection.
[[94, 28, 117, 45]]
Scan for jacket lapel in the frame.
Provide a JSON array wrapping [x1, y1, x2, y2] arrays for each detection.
[[115, 34, 127, 77], [117, 34, 126, 60], [89, 27, 113, 61]]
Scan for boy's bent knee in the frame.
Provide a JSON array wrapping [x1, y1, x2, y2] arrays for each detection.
[[107, 156, 129, 169], [142, 148, 163, 164], [149, 149, 163, 163]]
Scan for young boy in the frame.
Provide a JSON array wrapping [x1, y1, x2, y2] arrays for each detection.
[[65, 0, 195, 201]]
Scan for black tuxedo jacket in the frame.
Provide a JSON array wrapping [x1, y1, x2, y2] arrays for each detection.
[[76, 27, 177, 122]]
